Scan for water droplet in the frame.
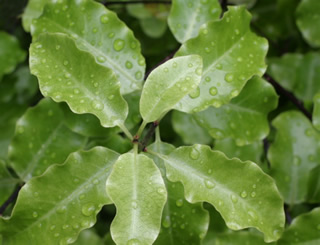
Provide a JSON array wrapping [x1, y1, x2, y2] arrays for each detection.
[[216, 64, 223, 70], [92, 28, 98, 33], [126, 61, 133, 69], [180, 224, 186, 229], [176, 199, 183, 207], [204, 179, 215, 189], [62, 224, 69, 230], [113, 39, 125, 51], [293, 156, 301, 166], [32, 211, 38, 218], [63, 60, 68, 66], [108, 32, 115, 38], [251, 192, 256, 198], [64, 73, 71, 79], [100, 14, 109, 24], [54, 233, 60, 237], [241, 191, 247, 198], [92, 179, 99, 185], [231, 89, 239, 97], [205, 47, 211, 53], [138, 57, 145, 66], [81, 203, 96, 216], [189, 87, 200, 99], [208, 169, 212, 174], [195, 67, 202, 76], [127, 238, 140, 245], [189, 147, 200, 160], [135, 71, 142, 80], [162, 216, 171, 228], [235, 29, 240, 35], [305, 128, 313, 137], [188, 63, 193, 67], [157, 188, 165, 194], [132, 201, 138, 209], [97, 56, 106, 63], [91, 100, 104, 111], [225, 73, 234, 82], [57, 206, 67, 214], [55, 45, 60, 50], [231, 194, 238, 203], [237, 57, 243, 62], [202, 28, 208, 35], [248, 210, 257, 220], [209, 86, 218, 96], [273, 229, 281, 237], [236, 138, 245, 146]]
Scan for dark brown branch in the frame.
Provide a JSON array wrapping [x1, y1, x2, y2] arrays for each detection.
[[264, 73, 312, 120], [104, 0, 171, 5], [219, 0, 228, 12], [0, 184, 23, 216], [140, 121, 159, 151]]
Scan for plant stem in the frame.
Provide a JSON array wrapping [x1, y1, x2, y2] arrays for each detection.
[[140, 121, 159, 151], [264, 73, 312, 120], [118, 123, 133, 140], [155, 126, 161, 142], [136, 120, 148, 138], [104, 0, 171, 5], [0, 184, 23, 216]]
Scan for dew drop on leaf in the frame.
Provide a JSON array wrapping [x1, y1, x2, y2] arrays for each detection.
[[132, 201, 138, 209], [127, 238, 140, 245], [176, 199, 184, 207], [100, 14, 109, 24], [209, 86, 218, 96], [162, 216, 171, 228], [97, 56, 106, 63], [91, 100, 104, 111], [224, 73, 234, 83], [32, 211, 38, 218], [189, 147, 200, 160], [204, 179, 215, 189], [231, 194, 238, 203], [125, 61, 133, 69], [240, 191, 248, 198], [113, 39, 125, 51], [81, 203, 96, 216], [189, 87, 200, 99]]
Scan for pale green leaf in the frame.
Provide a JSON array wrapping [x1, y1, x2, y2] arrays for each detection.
[[71, 228, 103, 245], [147, 141, 210, 245], [156, 144, 285, 242], [31, 0, 145, 94], [0, 160, 19, 205], [140, 17, 167, 38], [172, 110, 211, 145], [173, 6, 268, 113], [168, 0, 221, 43], [1, 147, 119, 244], [193, 77, 278, 145], [313, 92, 320, 131], [124, 91, 142, 130], [306, 165, 320, 203], [268, 111, 320, 205], [268, 53, 320, 103], [0, 31, 26, 80], [106, 153, 167, 245], [8, 98, 86, 181], [277, 208, 320, 245], [296, 0, 320, 47], [30, 33, 128, 128], [89, 134, 132, 154], [140, 55, 203, 123]]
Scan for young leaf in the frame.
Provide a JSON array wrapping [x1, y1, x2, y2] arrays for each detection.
[[268, 53, 320, 103], [296, 0, 320, 47], [0, 31, 26, 81], [313, 92, 320, 131], [156, 144, 285, 242], [147, 141, 210, 245], [193, 77, 278, 145], [8, 98, 86, 181], [140, 55, 203, 123], [268, 111, 320, 205], [168, 0, 221, 43], [277, 208, 320, 245], [173, 6, 268, 113], [1, 147, 119, 244], [106, 153, 167, 245], [0, 160, 19, 205], [123, 91, 142, 130], [30, 33, 128, 128], [31, 0, 145, 94], [306, 165, 320, 203], [22, 0, 51, 32]]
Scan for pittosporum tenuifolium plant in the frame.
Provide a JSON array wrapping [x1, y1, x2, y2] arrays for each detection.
[[0, 0, 320, 244]]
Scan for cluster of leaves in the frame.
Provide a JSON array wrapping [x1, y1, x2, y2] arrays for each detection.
[[0, 0, 320, 244]]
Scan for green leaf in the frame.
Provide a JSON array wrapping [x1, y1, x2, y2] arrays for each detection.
[[140, 55, 203, 123], [313, 92, 320, 131], [22, 0, 50, 32], [277, 208, 320, 245], [71, 228, 103, 245], [214, 138, 264, 166], [168, 0, 221, 43], [30, 33, 128, 128], [147, 141, 210, 245], [172, 110, 212, 145], [1, 147, 119, 244], [296, 0, 320, 47], [0, 160, 19, 205], [0, 31, 26, 80], [173, 6, 268, 113], [268, 111, 320, 204], [89, 134, 132, 154], [306, 165, 320, 203], [106, 153, 167, 245], [8, 98, 86, 181], [31, 0, 145, 94], [156, 144, 285, 242], [193, 77, 278, 145], [124, 91, 142, 131], [141, 18, 167, 39], [268, 53, 320, 103]]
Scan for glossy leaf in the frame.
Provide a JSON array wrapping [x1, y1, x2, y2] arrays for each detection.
[[204, 231, 270, 245], [147, 141, 210, 245], [172, 110, 211, 145], [22, 0, 50, 32], [268, 111, 320, 204], [156, 144, 285, 242], [306, 165, 320, 203], [124, 91, 142, 130], [268, 53, 320, 103], [313, 92, 320, 131], [0, 160, 19, 205], [0, 31, 26, 80], [277, 208, 320, 245], [173, 6, 268, 113], [168, 0, 221, 43], [30, 33, 128, 128], [8, 98, 86, 181], [1, 147, 119, 244], [106, 153, 167, 245], [31, 0, 145, 94], [296, 0, 320, 47], [194, 77, 278, 145], [140, 55, 203, 123]]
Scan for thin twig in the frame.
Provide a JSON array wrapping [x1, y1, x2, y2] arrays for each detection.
[[264, 73, 312, 120], [0, 184, 23, 216], [140, 121, 159, 151], [104, 0, 171, 5], [219, 0, 228, 12]]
